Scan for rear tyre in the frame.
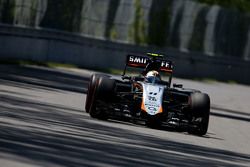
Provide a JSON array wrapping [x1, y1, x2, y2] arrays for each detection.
[[188, 93, 210, 136], [89, 77, 116, 119]]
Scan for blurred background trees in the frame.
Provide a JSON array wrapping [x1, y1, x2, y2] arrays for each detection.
[[196, 0, 250, 13]]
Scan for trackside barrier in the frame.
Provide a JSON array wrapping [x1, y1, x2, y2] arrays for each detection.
[[0, 24, 250, 84]]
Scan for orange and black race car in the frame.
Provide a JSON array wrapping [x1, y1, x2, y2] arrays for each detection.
[[85, 53, 210, 136]]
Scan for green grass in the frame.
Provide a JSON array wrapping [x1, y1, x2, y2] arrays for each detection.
[[0, 59, 126, 76], [0, 59, 240, 85], [45, 62, 77, 68], [0, 59, 77, 69], [227, 80, 238, 84], [106, 68, 123, 75]]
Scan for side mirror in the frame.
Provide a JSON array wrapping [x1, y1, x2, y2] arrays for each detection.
[[122, 75, 131, 80], [173, 83, 183, 88]]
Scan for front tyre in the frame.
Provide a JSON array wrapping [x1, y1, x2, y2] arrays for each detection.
[[89, 77, 116, 119], [188, 93, 210, 136], [85, 74, 101, 113]]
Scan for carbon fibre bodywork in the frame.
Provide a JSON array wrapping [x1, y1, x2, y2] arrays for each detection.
[[85, 53, 210, 135]]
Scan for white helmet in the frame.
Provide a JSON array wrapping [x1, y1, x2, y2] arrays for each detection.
[[145, 70, 161, 83]]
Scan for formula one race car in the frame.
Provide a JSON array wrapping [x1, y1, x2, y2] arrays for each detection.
[[85, 53, 210, 136]]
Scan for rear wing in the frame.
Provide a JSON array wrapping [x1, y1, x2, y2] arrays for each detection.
[[126, 54, 173, 73]]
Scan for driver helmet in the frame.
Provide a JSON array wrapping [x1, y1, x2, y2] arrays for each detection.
[[145, 70, 161, 83]]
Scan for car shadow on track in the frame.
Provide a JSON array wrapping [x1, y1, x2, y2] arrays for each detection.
[[107, 118, 224, 140], [0, 94, 249, 167]]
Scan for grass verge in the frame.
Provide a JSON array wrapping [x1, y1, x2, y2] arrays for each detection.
[[0, 59, 78, 68], [0, 59, 240, 85]]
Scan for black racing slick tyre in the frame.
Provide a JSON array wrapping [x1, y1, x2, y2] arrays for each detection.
[[85, 74, 110, 112], [85, 74, 102, 113], [89, 77, 116, 119], [188, 93, 210, 136]]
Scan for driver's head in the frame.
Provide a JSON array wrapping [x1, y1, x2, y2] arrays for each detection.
[[145, 70, 161, 83]]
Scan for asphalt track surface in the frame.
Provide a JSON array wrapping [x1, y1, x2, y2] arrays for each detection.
[[0, 65, 249, 167]]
